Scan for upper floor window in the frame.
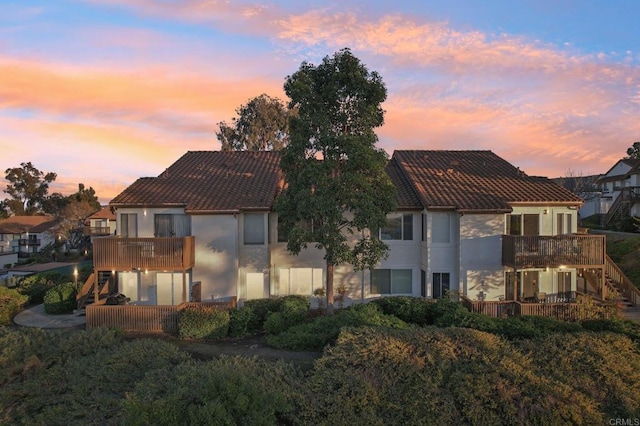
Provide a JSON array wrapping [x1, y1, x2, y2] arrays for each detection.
[[380, 213, 413, 241], [431, 213, 451, 243], [244, 213, 265, 245], [120, 213, 138, 238], [506, 214, 539, 236], [556, 213, 573, 235], [154, 214, 191, 237]]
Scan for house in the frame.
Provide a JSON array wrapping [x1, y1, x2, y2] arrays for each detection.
[[84, 206, 116, 239], [80, 149, 615, 313], [580, 158, 640, 226], [0, 216, 60, 267]]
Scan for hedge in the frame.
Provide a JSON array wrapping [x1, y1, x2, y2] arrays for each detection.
[[43, 282, 77, 315]]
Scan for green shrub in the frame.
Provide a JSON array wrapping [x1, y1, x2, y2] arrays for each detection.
[[228, 306, 255, 337], [178, 307, 230, 340], [43, 282, 76, 315], [370, 296, 435, 325], [18, 271, 67, 304], [265, 295, 311, 335], [122, 356, 301, 426], [243, 297, 284, 326], [0, 287, 29, 325], [293, 326, 610, 425], [582, 317, 640, 343], [493, 315, 582, 340], [267, 302, 408, 351], [0, 328, 190, 424]]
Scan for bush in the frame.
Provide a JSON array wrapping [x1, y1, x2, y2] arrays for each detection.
[[122, 356, 301, 425], [243, 298, 284, 326], [267, 302, 409, 351], [0, 287, 29, 325], [494, 315, 582, 340], [293, 327, 616, 425], [265, 295, 310, 335], [43, 282, 77, 315], [582, 317, 640, 343], [228, 306, 255, 337], [370, 296, 435, 326], [178, 307, 230, 340], [18, 271, 67, 304]]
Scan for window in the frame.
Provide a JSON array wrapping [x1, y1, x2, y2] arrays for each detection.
[[154, 214, 191, 237], [431, 213, 450, 243], [120, 213, 138, 238], [244, 213, 265, 245], [380, 213, 413, 240], [506, 214, 539, 236], [558, 271, 571, 295], [421, 270, 427, 297], [432, 272, 450, 299], [421, 213, 427, 241], [371, 269, 412, 294]]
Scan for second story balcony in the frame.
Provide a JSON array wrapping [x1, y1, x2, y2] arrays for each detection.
[[93, 236, 195, 271], [84, 226, 114, 236], [18, 239, 41, 246], [502, 234, 605, 269]]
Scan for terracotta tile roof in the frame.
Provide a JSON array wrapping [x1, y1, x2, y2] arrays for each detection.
[[393, 150, 583, 213], [88, 206, 115, 220], [110, 151, 283, 212], [0, 216, 60, 234], [385, 158, 422, 209]]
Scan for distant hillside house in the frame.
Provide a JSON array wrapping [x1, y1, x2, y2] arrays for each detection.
[[0, 216, 61, 267]]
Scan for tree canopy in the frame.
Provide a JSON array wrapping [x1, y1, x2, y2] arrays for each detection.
[[216, 94, 292, 151], [276, 48, 397, 313], [3, 162, 57, 216], [627, 141, 640, 159]]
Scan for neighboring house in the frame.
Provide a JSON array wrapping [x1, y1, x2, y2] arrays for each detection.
[[580, 158, 640, 226], [0, 216, 60, 266], [84, 206, 117, 240], [82, 149, 610, 308]]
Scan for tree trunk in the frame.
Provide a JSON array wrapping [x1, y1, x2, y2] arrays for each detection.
[[326, 261, 334, 316]]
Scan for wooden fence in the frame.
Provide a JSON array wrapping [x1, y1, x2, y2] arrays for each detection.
[[85, 297, 237, 334], [461, 296, 617, 321]]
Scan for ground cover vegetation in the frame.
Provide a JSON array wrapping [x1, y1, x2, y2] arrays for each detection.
[[3, 296, 640, 424]]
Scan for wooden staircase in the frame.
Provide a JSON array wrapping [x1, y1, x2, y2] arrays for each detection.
[[604, 255, 640, 309], [602, 194, 631, 227], [76, 271, 113, 310]]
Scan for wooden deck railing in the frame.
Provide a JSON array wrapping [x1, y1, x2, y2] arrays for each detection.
[[502, 234, 605, 268], [461, 296, 617, 321], [83, 226, 113, 236], [85, 298, 237, 333], [606, 254, 640, 306], [93, 236, 195, 270]]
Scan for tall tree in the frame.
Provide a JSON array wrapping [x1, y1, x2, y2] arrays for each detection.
[[627, 141, 640, 159], [68, 183, 101, 212], [3, 162, 57, 215], [216, 94, 292, 151], [276, 48, 397, 314], [56, 200, 96, 249]]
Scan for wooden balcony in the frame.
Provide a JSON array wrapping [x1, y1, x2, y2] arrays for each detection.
[[84, 226, 113, 236], [93, 236, 195, 271], [502, 234, 605, 269]]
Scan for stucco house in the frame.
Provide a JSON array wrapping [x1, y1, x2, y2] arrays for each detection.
[[84, 206, 117, 240], [0, 216, 60, 267], [80, 149, 615, 311], [580, 158, 640, 226]]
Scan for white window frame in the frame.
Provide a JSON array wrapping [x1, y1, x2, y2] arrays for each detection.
[[380, 213, 413, 241]]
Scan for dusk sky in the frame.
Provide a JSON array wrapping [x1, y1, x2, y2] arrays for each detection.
[[2, 1, 639, 204]]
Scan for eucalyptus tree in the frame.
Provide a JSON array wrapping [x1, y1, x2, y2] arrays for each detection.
[[217, 94, 291, 151], [276, 48, 397, 314]]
